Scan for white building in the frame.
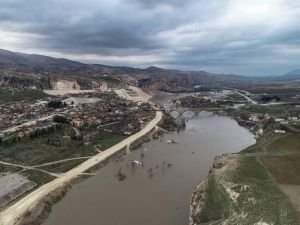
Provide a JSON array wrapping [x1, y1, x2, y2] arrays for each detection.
[[274, 129, 286, 134]]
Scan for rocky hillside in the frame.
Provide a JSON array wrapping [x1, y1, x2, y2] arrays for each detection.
[[0, 48, 296, 91]]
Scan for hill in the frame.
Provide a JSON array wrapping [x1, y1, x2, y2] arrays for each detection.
[[0, 49, 84, 71], [0, 48, 296, 91], [282, 69, 300, 80]]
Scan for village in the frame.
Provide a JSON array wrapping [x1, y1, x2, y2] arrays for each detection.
[[0, 91, 155, 143], [169, 89, 300, 138], [0, 88, 158, 209]]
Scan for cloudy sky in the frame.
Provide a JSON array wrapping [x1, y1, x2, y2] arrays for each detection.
[[1, 0, 300, 75]]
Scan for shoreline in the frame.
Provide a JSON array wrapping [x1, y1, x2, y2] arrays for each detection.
[[188, 111, 254, 225], [0, 111, 163, 225], [188, 119, 300, 224]]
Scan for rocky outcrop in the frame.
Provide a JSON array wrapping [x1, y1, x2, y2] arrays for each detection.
[[189, 154, 237, 225], [51, 79, 81, 90], [92, 81, 108, 91], [189, 180, 209, 225]]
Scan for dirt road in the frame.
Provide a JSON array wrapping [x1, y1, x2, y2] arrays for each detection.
[[0, 111, 163, 225], [234, 90, 257, 104]]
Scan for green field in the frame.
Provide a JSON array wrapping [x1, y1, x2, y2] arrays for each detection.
[[246, 87, 300, 102], [242, 104, 288, 115], [0, 89, 48, 103], [0, 164, 22, 174], [20, 170, 55, 185], [94, 134, 125, 149], [0, 131, 126, 167], [0, 127, 97, 166], [37, 159, 87, 173], [232, 156, 299, 225]]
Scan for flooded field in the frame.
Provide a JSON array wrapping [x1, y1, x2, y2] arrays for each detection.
[[43, 111, 255, 225]]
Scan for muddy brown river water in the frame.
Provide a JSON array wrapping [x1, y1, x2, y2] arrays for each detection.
[[43, 109, 255, 225]]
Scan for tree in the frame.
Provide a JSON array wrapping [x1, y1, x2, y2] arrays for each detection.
[[53, 115, 69, 124], [48, 100, 64, 109]]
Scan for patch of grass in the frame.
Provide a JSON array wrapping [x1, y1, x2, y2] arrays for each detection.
[[38, 159, 87, 173], [94, 134, 126, 149], [100, 76, 120, 84], [242, 105, 288, 115], [234, 156, 270, 183], [266, 134, 300, 154], [0, 89, 48, 103], [241, 134, 279, 154], [21, 170, 55, 185], [248, 88, 300, 95], [0, 164, 22, 173], [247, 87, 300, 102], [193, 85, 223, 92], [231, 156, 300, 225], [0, 126, 97, 166], [291, 123, 300, 130]]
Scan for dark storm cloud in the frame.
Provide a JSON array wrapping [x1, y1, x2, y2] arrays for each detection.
[[1, 0, 300, 75]]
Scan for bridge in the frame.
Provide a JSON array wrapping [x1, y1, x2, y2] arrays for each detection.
[[164, 107, 220, 119]]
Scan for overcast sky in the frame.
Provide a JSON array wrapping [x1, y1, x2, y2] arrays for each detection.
[[1, 0, 300, 75]]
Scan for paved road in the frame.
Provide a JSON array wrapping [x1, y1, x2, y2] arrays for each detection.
[[0, 111, 163, 225], [2, 109, 72, 135], [2, 115, 55, 134], [234, 90, 257, 104]]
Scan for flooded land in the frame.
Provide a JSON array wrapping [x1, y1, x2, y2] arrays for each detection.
[[43, 111, 255, 225]]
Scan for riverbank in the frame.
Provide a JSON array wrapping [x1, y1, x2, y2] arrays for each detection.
[[189, 133, 300, 225], [150, 91, 300, 224], [41, 111, 254, 225], [0, 111, 163, 225]]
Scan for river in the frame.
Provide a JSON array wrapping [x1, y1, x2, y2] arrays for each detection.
[[43, 98, 255, 225]]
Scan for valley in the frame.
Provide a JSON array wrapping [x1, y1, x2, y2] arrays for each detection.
[[0, 49, 299, 225]]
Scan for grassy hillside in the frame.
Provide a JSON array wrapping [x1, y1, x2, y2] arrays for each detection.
[[191, 133, 300, 225]]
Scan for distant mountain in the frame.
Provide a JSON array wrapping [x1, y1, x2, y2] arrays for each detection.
[[1, 48, 296, 91], [286, 69, 300, 75], [0, 49, 84, 70], [266, 70, 300, 81], [283, 69, 300, 80]]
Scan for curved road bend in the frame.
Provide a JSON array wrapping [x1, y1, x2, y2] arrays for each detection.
[[0, 111, 163, 225]]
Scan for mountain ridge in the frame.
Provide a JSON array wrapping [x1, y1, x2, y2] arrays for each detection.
[[0, 49, 299, 91]]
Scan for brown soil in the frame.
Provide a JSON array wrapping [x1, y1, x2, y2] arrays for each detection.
[[260, 154, 300, 184]]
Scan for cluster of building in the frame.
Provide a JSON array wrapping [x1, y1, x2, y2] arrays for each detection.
[[174, 91, 300, 138], [246, 113, 300, 136], [63, 96, 154, 136], [0, 100, 56, 138], [0, 92, 155, 141]]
